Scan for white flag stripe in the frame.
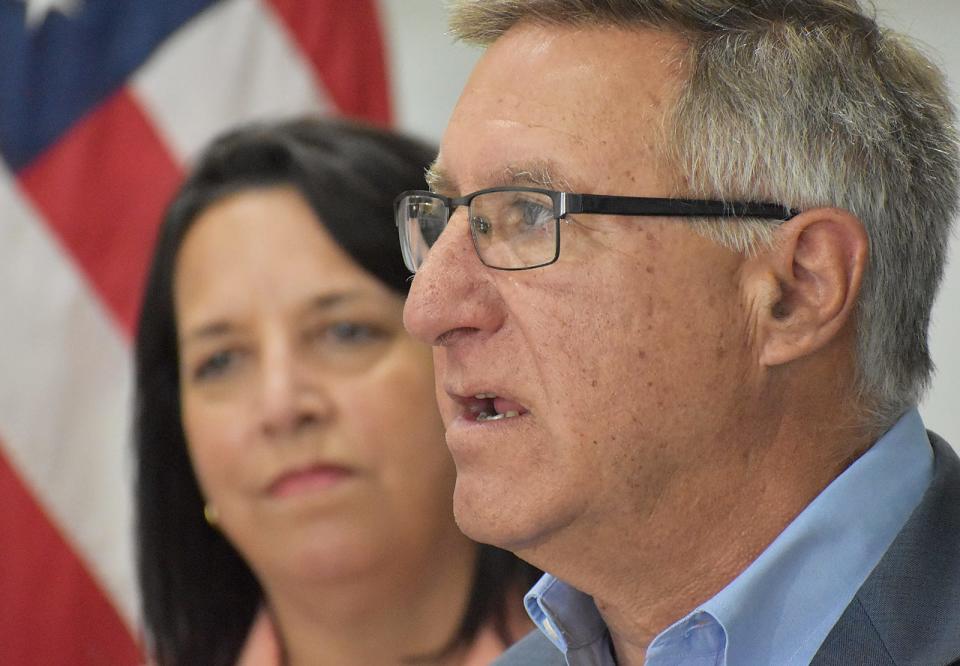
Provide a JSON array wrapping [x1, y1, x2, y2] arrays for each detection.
[[132, 0, 331, 166], [0, 166, 138, 630]]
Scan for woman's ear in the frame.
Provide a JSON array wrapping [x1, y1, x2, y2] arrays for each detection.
[[746, 208, 869, 368]]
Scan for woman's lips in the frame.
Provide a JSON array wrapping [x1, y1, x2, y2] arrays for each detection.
[[268, 464, 354, 498]]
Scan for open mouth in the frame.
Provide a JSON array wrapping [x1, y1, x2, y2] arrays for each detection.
[[461, 392, 529, 422]]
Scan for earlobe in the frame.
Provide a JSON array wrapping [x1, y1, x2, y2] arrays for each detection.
[[755, 208, 868, 367]]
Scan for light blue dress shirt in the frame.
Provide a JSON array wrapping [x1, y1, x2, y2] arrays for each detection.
[[524, 408, 934, 665]]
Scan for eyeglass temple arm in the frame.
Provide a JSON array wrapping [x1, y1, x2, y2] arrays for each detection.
[[563, 193, 799, 220]]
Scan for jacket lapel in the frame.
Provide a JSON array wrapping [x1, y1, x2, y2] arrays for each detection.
[[812, 434, 960, 665]]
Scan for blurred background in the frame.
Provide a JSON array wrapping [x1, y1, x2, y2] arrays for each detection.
[[0, 0, 956, 662]]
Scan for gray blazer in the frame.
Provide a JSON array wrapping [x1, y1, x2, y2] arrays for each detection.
[[495, 434, 960, 665]]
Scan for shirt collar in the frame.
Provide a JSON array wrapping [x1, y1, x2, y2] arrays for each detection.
[[700, 407, 933, 665], [523, 408, 933, 665], [525, 573, 611, 664]]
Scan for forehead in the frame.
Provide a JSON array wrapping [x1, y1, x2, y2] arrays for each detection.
[[177, 187, 337, 277], [437, 22, 687, 195], [174, 188, 383, 314]]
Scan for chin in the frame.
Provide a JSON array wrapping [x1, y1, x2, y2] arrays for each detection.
[[262, 525, 384, 581], [451, 472, 561, 554]]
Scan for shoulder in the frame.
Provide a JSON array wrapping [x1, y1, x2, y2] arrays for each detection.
[[815, 434, 960, 664], [492, 630, 565, 666]]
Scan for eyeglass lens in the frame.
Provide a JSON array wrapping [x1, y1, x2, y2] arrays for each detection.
[[399, 190, 559, 271], [398, 194, 447, 272]]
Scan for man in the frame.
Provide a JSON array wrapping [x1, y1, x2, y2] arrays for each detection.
[[397, 1, 960, 663]]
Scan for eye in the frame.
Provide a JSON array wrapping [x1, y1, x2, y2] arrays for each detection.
[[470, 214, 493, 236], [313, 321, 386, 346], [193, 349, 239, 381], [516, 197, 554, 230]]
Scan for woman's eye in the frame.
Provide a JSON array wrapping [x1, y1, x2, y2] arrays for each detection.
[[193, 349, 237, 381], [316, 322, 384, 345]]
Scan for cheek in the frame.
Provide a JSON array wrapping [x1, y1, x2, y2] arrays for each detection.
[[181, 397, 252, 499], [526, 255, 741, 444], [339, 354, 453, 491]]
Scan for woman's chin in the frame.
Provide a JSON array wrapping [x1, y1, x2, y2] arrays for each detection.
[[255, 531, 393, 586]]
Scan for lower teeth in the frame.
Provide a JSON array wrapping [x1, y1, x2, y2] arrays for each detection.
[[476, 411, 521, 422]]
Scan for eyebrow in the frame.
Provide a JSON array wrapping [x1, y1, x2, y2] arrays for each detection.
[[182, 320, 233, 345], [426, 158, 574, 196], [425, 160, 456, 194], [181, 291, 369, 344], [501, 161, 573, 190]]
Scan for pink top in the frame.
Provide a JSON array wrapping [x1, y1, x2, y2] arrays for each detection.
[[235, 609, 509, 666]]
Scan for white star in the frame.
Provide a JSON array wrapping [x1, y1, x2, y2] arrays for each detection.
[[20, 0, 82, 29]]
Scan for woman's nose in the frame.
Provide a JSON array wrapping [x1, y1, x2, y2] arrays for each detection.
[[258, 341, 332, 439]]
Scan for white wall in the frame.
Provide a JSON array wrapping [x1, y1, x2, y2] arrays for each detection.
[[378, 0, 960, 446], [378, 0, 480, 144], [872, 2, 960, 446]]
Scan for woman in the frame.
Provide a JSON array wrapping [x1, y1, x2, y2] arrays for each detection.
[[134, 117, 537, 665]]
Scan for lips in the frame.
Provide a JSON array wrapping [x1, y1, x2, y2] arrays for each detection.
[[267, 463, 354, 498], [450, 390, 530, 422]]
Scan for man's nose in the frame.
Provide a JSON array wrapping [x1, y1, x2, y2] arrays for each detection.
[[403, 210, 503, 346], [258, 341, 333, 439]]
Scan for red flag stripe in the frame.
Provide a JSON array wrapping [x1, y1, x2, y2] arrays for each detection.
[[3, 5, 395, 661], [19, 88, 183, 338], [267, 0, 392, 124], [0, 445, 142, 665], [131, 0, 331, 166]]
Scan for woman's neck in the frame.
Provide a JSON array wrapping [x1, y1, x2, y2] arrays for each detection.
[[263, 534, 480, 666]]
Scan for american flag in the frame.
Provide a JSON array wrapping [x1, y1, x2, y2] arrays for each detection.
[[0, 0, 391, 662]]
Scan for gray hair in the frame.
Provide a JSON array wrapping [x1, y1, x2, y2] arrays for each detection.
[[448, 0, 960, 427]]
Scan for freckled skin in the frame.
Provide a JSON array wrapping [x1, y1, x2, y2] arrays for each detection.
[[406, 21, 872, 661], [404, 18, 873, 664], [404, 24, 754, 565]]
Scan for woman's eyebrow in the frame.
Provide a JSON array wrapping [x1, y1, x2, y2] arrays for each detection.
[[305, 290, 369, 310], [181, 320, 234, 346], [181, 291, 380, 344], [301, 290, 389, 319]]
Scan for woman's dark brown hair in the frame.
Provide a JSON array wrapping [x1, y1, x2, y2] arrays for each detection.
[[134, 117, 539, 665]]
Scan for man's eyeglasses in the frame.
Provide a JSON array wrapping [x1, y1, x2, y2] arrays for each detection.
[[395, 186, 800, 272]]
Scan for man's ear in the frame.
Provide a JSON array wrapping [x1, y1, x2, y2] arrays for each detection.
[[748, 208, 869, 368]]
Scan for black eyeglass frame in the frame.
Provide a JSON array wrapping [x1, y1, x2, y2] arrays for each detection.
[[395, 186, 801, 271]]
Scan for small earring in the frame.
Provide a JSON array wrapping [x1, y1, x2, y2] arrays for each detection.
[[203, 503, 219, 526]]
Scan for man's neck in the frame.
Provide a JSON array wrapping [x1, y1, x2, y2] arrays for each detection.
[[522, 406, 875, 665]]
